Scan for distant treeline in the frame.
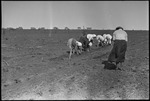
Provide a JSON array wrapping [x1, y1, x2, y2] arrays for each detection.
[[2, 28, 149, 36]]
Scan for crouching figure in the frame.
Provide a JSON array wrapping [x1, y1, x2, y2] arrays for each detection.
[[67, 38, 83, 59]]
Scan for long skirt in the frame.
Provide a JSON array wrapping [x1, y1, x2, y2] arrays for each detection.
[[108, 40, 127, 64]]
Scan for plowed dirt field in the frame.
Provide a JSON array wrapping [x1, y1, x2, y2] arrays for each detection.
[[1, 30, 149, 100]]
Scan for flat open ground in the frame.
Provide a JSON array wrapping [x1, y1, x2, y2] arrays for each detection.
[[1, 29, 149, 100]]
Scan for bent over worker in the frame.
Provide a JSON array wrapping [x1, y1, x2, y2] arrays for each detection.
[[108, 26, 128, 70], [79, 30, 90, 51]]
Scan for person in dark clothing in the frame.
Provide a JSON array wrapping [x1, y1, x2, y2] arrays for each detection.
[[79, 30, 90, 51], [108, 26, 128, 70]]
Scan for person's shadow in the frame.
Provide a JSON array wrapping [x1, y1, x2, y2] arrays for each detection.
[[102, 60, 117, 70]]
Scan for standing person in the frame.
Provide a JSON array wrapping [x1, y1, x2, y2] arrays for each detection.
[[108, 26, 128, 70]]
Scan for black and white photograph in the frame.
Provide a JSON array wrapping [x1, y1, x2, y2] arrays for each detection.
[[1, 1, 149, 100]]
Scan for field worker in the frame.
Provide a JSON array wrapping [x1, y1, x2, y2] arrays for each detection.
[[108, 26, 128, 70], [79, 31, 90, 51], [105, 34, 112, 45], [103, 34, 108, 45], [96, 35, 105, 47], [103, 34, 107, 39], [92, 34, 97, 44], [67, 38, 83, 59], [86, 34, 96, 51], [87, 34, 96, 42]]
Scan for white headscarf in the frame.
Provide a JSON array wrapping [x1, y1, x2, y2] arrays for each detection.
[[76, 41, 82, 46]]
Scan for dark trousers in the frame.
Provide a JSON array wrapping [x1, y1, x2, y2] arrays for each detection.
[[108, 40, 127, 64]]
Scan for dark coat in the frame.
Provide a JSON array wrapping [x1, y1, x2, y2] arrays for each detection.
[[79, 36, 90, 51]]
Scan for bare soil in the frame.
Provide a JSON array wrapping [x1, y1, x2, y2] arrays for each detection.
[[1, 29, 149, 100]]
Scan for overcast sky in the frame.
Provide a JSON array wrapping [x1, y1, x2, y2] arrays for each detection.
[[2, 1, 149, 30]]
